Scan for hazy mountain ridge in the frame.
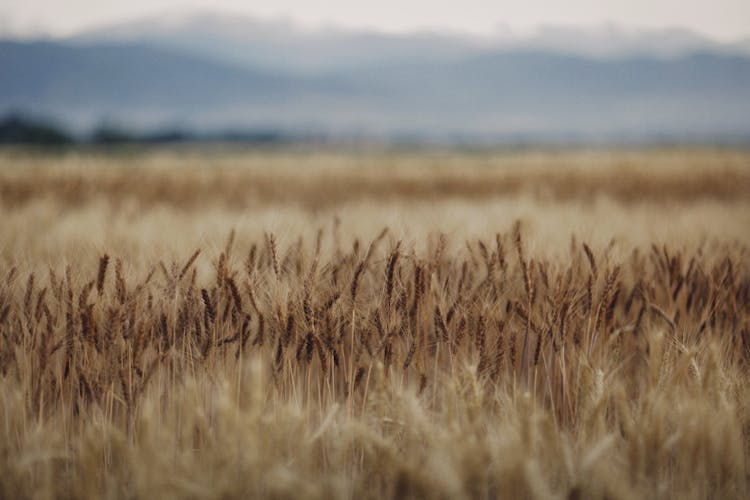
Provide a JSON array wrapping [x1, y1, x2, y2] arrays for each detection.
[[2, 17, 750, 141], [0, 40, 359, 131], [69, 13, 750, 74], [69, 14, 486, 75]]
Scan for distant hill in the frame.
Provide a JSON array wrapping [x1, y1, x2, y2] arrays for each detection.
[[69, 14, 489, 75], [70, 14, 750, 74], [0, 41, 351, 131], [2, 32, 750, 141]]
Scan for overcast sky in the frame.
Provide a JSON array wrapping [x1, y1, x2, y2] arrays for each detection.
[[1, 0, 749, 41]]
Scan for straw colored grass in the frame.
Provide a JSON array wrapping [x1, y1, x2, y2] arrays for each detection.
[[0, 148, 749, 499]]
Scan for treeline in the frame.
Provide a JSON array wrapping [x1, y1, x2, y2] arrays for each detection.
[[0, 114, 292, 146]]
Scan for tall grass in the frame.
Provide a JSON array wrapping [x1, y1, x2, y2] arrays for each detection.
[[0, 149, 748, 499]]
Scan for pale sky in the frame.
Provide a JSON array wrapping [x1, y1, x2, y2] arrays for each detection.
[[1, 0, 749, 41]]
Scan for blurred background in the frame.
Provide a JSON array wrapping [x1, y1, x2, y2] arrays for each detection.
[[1, 0, 750, 146]]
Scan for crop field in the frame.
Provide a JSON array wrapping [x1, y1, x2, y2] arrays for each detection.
[[0, 147, 749, 499]]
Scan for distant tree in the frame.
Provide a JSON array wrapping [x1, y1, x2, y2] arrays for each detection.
[[0, 114, 74, 145], [90, 126, 137, 144], [142, 130, 190, 143]]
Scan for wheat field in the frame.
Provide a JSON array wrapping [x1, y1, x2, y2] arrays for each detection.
[[0, 147, 749, 499]]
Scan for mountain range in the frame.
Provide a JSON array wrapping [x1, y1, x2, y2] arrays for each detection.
[[2, 14, 750, 142]]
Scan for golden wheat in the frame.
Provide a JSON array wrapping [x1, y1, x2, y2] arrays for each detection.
[[0, 148, 748, 499]]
